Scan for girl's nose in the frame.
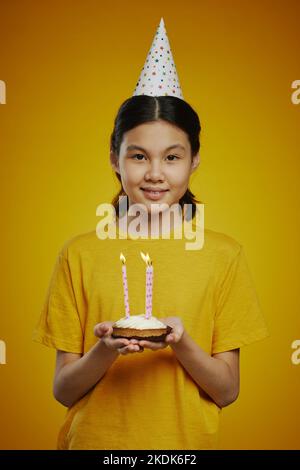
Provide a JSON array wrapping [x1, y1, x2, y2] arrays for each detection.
[[145, 161, 165, 182]]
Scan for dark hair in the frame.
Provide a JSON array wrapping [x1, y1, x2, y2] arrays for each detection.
[[110, 95, 201, 219]]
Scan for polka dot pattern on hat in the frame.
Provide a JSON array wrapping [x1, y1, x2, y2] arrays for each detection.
[[133, 17, 183, 99]]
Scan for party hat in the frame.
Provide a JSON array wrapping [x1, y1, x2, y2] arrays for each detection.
[[133, 18, 183, 99]]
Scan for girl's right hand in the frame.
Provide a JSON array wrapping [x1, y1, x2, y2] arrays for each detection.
[[94, 321, 144, 355]]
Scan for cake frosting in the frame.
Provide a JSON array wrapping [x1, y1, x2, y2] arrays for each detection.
[[113, 314, 166, 330]]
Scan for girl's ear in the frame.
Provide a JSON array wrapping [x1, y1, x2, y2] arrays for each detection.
[[191, 153, 200, 173], [110, 150, 120, 174]]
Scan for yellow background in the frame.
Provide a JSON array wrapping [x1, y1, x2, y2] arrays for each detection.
[[0, 0, 299, 449]]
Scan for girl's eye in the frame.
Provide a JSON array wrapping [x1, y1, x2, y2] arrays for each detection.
[[166, 155, 179, 161], [132, 154, 146, 161]]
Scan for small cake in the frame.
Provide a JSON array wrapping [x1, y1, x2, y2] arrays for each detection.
[[112, 314, 172, 342]]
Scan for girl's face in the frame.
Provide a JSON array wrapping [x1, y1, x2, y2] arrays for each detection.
[[111, 120, 199, 213]]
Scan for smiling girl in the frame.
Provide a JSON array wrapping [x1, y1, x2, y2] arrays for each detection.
[[34, 94, 268, 450]]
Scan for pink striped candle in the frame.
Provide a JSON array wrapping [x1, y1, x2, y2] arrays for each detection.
[[140, 252, 153, 319], [120, 253, 130, 318]]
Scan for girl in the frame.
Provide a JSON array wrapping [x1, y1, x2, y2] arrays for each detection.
[[34, 95, 268, 450]]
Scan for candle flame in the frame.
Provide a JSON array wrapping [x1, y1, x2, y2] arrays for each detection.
[[140, 251, 152, 266], [120, 253, 126, 264]]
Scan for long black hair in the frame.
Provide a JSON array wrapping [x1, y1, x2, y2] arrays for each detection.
[[110, 95, 201, 219]]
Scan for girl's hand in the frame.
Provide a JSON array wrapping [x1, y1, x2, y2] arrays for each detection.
[[138, 317, 185, 351], [94, 321, 144, 355]]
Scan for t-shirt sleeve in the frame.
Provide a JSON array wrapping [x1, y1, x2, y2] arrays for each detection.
[[33, 249, 84, 353], [212, 245, 269, 354]]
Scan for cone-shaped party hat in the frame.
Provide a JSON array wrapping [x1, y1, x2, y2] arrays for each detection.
[[133, 18, 183, 99]]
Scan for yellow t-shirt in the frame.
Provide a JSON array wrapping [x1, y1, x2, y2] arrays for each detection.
[[33, 223, 268, 450]]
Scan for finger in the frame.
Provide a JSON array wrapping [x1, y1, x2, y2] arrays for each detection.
[[117, 347, 129, 355], [109, 338, 130, 349], [127, 344, 141, 353], [94, 323, 113, 338], [94, 324, 108, 338], [139, 340, 167, 350], [165, 334, 175, 343], [118, 344, 140, 355], [128, 339, 140, 345]]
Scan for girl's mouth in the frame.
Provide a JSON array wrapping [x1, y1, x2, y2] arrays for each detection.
[[140, 188, 169, 201]]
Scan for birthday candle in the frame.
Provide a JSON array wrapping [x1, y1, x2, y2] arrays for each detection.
[[140, 252, 153, 319], [120, 253, 130, 318]]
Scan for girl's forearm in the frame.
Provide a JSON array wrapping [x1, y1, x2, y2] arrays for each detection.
[[170, 332, 238, 408], [53, 341, 118, 408]]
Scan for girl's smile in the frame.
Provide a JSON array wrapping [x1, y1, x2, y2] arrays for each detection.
[[140, 186, 169, 201]]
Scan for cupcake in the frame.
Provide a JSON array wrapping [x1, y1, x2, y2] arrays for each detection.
[[112, 314, 172, 342]]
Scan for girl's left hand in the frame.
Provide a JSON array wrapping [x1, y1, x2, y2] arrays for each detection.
[[138, 317, 185, 351]]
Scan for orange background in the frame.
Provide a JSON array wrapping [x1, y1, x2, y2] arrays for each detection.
[[0, 0, 299, 449]]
